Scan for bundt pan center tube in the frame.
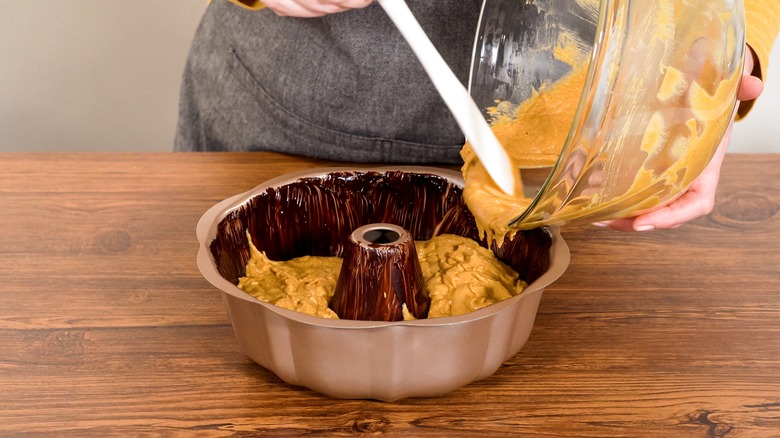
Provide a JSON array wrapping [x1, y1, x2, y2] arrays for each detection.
[[331, 223, 429, 321]]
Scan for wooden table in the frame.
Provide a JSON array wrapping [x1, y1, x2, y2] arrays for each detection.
[[1, 152, 778, 436]]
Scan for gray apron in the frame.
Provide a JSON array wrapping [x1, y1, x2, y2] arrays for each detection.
[[175, 0, 480, 164]]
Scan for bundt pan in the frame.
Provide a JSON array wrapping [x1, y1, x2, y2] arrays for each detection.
[[196, 166, 569, 401]]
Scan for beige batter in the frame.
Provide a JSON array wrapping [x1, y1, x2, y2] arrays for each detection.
[[461, 63, 589, 244], [415, 234, 527, 318], [238, 233, 526, 319], [238, 235, 343, 319]]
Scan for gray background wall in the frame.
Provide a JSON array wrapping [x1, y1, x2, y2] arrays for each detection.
[[0, 1, 778, 153], [0, 1, 206, 152]]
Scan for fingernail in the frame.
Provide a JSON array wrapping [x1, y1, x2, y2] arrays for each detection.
[[592, 221, 610, 227], [635, 225, 655, 232]]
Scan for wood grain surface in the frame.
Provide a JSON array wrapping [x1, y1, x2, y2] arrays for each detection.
[[1, 153, 779, 437]]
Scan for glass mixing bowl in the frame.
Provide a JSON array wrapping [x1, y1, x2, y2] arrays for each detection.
[[469, 0, 746, 228]]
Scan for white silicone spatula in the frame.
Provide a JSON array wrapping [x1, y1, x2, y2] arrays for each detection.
[[377, 0, 516, 195]]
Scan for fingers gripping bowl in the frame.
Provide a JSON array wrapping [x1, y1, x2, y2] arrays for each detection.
[[196, 167, 569, 401]]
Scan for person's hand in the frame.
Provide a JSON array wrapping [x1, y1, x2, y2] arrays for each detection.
[[261, 0, 373, 17], [595, 45, 764, 232]]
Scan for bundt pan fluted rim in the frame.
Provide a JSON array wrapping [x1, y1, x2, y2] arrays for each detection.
[[196, 166, 570, 401]]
